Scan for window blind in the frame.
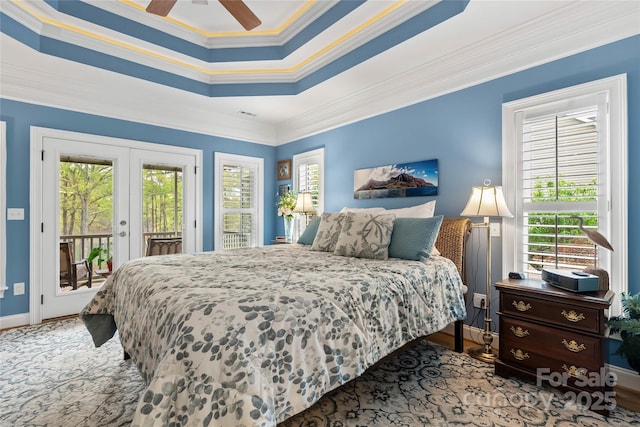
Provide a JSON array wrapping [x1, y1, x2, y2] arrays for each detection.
[[520, 106, 601, 273], [222, 164, 256, 249], [297, 162, 320, 210]]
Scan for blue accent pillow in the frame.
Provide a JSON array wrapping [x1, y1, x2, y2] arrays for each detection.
[[388, 215, 444, 261], [297, 216, 321, 245]]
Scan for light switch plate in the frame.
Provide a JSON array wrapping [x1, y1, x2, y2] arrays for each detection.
[[490, 222, 501, 237], [7, 208, 24, 220], [13, 282, 25, 295]]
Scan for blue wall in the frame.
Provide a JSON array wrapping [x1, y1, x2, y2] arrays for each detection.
[[277, 35, 640, 369], [0, 100, 276, 317]]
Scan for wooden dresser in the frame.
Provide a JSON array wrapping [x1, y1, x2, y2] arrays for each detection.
[[494, 278, 614, 414]]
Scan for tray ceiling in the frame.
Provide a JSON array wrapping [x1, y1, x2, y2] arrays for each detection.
[[1, 1, 638, 145]]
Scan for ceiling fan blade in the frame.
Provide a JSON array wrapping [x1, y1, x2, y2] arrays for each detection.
[[146, 0, 177, 17], [218, 0, 262, 31]]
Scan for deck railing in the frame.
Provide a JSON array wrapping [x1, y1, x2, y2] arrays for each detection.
[[61, 232, 252, 273], [60, 231, 181, 270]]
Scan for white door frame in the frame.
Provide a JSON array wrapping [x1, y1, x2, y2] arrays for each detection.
[[30, 127, 203, 324]]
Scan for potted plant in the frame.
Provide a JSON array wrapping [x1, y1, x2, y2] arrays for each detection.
[[87, 244, 112, 272], [607, 293, 640, 374]]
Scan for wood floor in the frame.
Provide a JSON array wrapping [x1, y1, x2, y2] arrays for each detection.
[[428, 331, 640, 414]]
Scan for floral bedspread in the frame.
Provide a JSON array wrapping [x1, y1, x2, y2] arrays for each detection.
[[81, 245, 466, 426]]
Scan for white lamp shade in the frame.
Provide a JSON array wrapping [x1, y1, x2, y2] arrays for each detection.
[[293, 193, 316, 214], [460, 185, 513, 218]]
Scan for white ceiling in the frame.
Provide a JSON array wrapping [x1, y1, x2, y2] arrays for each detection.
[[1, 0, 638, 145]]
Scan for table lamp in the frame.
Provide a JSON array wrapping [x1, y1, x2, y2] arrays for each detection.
[[293, 192, 316, 226]]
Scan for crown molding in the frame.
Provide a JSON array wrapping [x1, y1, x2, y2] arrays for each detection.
[[275, 1, 640, 144], [1, 0, 437, 85], [2, 1, 637, 147], [0, 36, 277, 145]]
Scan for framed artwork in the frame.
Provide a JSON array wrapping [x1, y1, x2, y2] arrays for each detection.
[[354, 158, 439, 199], [278, 184, 290, 196], [277, 159, 291, 180]]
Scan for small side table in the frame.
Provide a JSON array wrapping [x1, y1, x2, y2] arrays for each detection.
[[494, 278, 614, 414], [271, 240, 292, 245]]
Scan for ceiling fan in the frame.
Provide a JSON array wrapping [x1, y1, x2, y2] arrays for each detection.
[[145, 0, 262, 31]]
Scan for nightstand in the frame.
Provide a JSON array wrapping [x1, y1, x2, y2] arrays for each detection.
[[494, 278, 614, 414], [271, 239, 292, 245]]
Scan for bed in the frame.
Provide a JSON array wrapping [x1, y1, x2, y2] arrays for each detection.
[[81, 217, 470, 426]]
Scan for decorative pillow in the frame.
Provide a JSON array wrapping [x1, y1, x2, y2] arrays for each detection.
[[386, 200, 436, 218], [388, 216, 444, 261], [297, 216, 321, 245], [311, 213, 346, 252], [333, 212, 396, 260]]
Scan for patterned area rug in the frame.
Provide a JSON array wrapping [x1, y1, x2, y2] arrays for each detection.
[[1, 318, 638, 426]]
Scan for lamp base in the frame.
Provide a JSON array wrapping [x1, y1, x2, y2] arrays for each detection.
[[468, 345, 498, 364]]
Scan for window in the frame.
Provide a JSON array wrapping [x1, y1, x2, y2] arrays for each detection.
[[214, 153, 264, 250], [293, 148, 324, 238], [502, 75, 627, 315]]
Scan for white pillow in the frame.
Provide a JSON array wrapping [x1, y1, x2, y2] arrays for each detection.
[[339, 207, 386, 214], [386, 200, 436, 218]]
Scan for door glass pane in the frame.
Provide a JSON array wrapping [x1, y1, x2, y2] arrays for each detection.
[[142, 164, 183, 255], [59, 156, 113, 292]]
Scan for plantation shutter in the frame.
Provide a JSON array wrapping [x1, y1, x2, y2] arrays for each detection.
[[518, 96, 607, 274], [221, 163, 256, 249], [297, 161, 320, 211]]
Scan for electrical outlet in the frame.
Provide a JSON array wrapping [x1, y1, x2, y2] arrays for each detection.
[[13, 282, 25, 295], [473, 293, 486, 309]]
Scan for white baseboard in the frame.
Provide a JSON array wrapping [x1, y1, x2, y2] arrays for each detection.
[[440, 322, 499, 349], [607, 364, 640, 393], [0, 313, 30, 331], [443, 322, 639, 393]]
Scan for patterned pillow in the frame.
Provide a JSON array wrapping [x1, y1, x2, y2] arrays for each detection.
[[333, 212, 396, 260], [311, 213, 346, 252]]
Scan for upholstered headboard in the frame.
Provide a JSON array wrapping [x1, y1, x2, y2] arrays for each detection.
[[435, 217, 472, 284]]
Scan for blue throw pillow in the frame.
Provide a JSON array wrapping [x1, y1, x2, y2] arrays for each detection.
[[297, 216, 321, 245], [388, 215, 444, 261]]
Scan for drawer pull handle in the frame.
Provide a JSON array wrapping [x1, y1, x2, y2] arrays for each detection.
[[562, 364, 588, 378], [512, 301, 532, 312], [510, 326, 530, 338], [510, 348, 530, 361], [562, 339, 586, 353], [561, 310, 586, 322]]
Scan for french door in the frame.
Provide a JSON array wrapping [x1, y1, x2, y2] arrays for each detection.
[[34, 129, 200, 321]]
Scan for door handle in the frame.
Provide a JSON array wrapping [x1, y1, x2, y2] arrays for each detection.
[[119, 231, 127, 237]]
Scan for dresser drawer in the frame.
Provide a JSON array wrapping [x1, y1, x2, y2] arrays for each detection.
[[501, 292, 602, 334], [500, 317, 602, 368], [498, 344, 605, 390]]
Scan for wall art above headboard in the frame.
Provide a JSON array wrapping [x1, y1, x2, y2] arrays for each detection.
[[354, 158, 438, 199]]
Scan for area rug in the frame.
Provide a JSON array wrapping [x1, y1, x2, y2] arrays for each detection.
[[0, 318, 638, 426]]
